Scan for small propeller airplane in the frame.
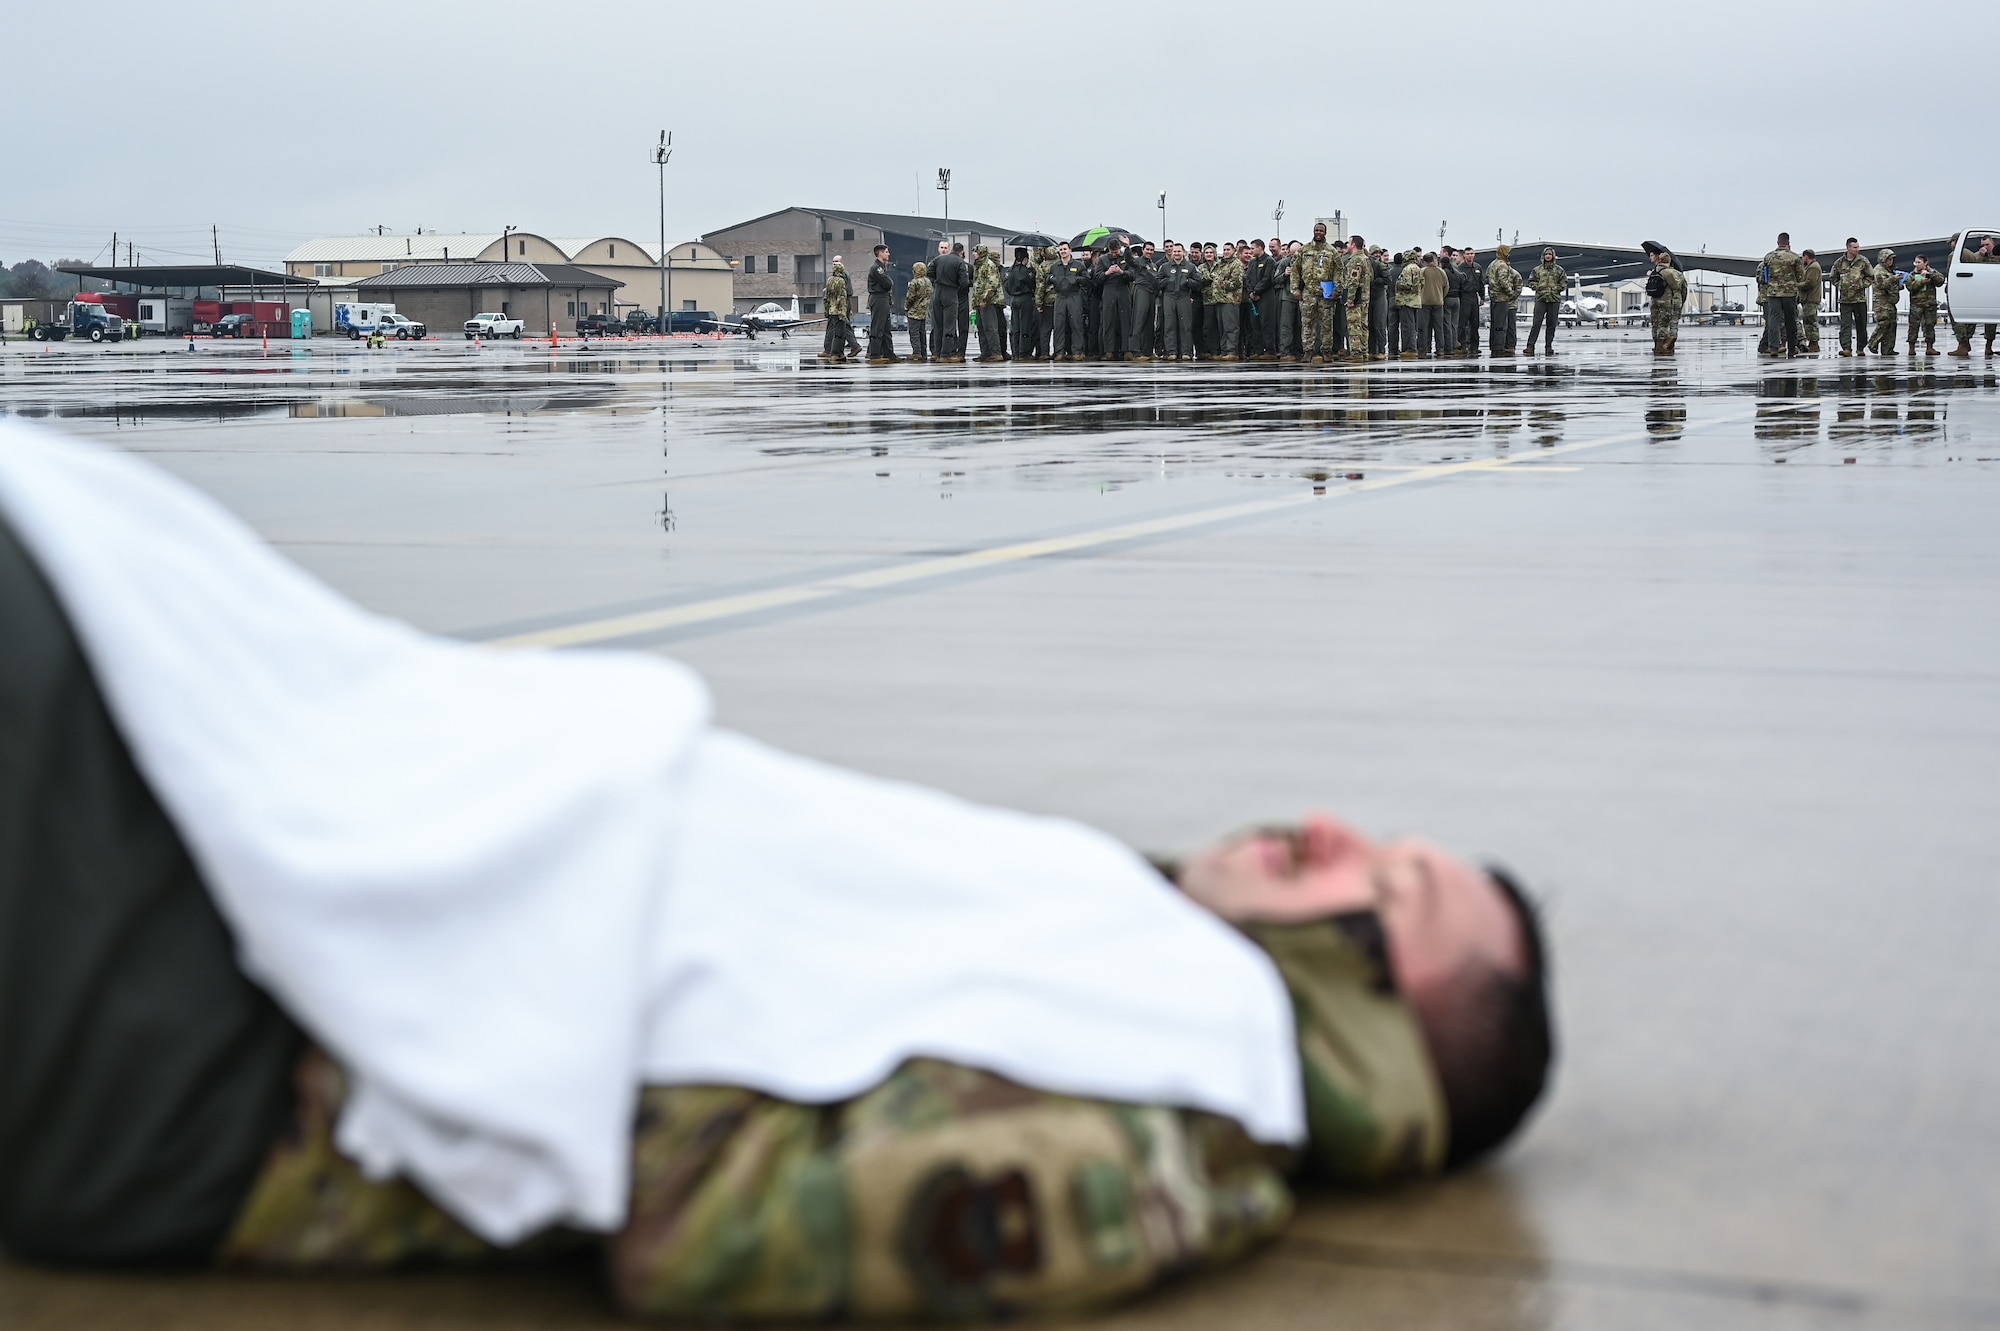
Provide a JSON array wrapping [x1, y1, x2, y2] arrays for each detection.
[[741, 298, 820, 334]]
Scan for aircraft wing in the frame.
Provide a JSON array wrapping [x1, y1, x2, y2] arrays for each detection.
[[1506, 236, 1958, 283]]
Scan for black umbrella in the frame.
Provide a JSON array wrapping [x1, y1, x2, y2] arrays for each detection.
[[1071, 227, 1147, 251], [1005, 233, 1059, 250], [1641, 239, 1685, 272]]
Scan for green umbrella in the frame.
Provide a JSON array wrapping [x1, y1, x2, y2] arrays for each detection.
[[1070, 226, 1147, 250]]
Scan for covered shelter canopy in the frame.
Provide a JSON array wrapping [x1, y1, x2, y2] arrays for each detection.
[[57, 264, 313, 290]]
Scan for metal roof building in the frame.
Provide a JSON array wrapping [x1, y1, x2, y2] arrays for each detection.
[[346, 262, 623, 338], [702, 208, 1023, 315]]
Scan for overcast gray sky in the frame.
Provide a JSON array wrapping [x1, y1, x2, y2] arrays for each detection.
[[4, 0, 1985, 272]]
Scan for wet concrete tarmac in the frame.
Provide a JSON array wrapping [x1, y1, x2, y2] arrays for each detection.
[[3, 329, 1997, 1329]]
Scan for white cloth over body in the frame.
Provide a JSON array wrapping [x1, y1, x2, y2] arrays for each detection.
[[0, 421, 1302, 1246]]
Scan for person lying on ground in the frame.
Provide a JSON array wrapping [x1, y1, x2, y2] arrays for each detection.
[[0, 422, 1552, 1319]]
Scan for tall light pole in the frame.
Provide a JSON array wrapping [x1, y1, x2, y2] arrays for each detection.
[[654, 131, 673, 326], [936, 168, 951, 243], [1157, 191, 1167, 243], [1273, 200, 1284, 239], [1438, 220, 1447, 251]]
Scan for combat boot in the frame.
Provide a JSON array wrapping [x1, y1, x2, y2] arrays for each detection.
[[1948, 334, 1971, 358], [1279, 354, 1299, 363], [1308, 354, 1324, 364]]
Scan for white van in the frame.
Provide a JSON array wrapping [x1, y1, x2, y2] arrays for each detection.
[[1946, 228, 2000, 323], [333, 303, 400, 339]]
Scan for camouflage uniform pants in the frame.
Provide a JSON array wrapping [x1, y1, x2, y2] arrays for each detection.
[[1651, 301, 1683, 343], [1345, 300, 1369, 356], [219, 1053, 1293, 1322], [1908, 305, 1938, 350], [1870, 303, 1897, 353], [1800, 301, 1820, 347], [1953, 320, 1997, 351], [1297, 293, 1326, 358]]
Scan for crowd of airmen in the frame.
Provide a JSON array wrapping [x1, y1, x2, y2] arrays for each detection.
[[1753, 232, 1999, 360], [813, 229, 2000, 365]]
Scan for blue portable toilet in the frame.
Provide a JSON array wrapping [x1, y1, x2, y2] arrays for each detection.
[[291, 309, 313, 340]]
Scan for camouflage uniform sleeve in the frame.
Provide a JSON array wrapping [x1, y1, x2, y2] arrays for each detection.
[[611, 1060, 1295, 1321]]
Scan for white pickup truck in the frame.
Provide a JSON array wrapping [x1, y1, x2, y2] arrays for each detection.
[[463, 312, 524, 340], [1947, 227, 2000, 324]]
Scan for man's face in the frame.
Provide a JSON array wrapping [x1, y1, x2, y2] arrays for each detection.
[[1058, 244, 1070, 260], [1253, 241, 1266, 255], [1981, 239, 1996, 257], [1270, 238, 1281, 253], [1222, 244, 1235, 260], [1177, 813, 1527, 1004], [938, 242, 950, 256], [1542, 252, 1555, 266], [1313, 224, 1327, 242], [1143, 243, 1156, 258], [1289, 242, 1301, 255], [1170, 244, 1184, 260], [1847, 241, 1861, 258], [1464, 250, 1477, 266]]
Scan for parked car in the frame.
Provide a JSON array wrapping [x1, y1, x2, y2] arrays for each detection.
[[464, 312, 524, 340], [620, 311, 657, 334], [660, 310, 736, 334], [380, 313, 428, 340], [212, 314, 257, 338], [575, 312, 627, 336]]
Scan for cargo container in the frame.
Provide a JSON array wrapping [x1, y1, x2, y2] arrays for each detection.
[[136, 297, 194, 335]]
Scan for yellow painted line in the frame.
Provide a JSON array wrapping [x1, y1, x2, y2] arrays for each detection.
[[490, 411, 1755, 649]]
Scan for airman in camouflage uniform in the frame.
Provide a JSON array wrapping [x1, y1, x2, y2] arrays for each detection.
[[971, 247, 1006, 361], [1904, 254, 1945, 356], [218, 916, 1450, 1323], [1033, 248, 1055, 360], [1759, 234, 1807, 357], [1290, 222, 1336, 363], [1486, 247, 1521, 356], [1648, 251, 1686, 356], [1798, 250, 1824, 352], [821, 260, 860, 360], [1395, 253, 1425, 360], [904, 261, 933, 363], [1869, 249, 1900, 354], [1341, 240, 1373, 363], [1829, 239, 1873, 356], [1210, 245, 1246, 360], [1524, 251, 1566, 356]]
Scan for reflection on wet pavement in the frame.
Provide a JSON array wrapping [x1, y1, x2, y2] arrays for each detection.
[[3, 328, 2000, 1330]]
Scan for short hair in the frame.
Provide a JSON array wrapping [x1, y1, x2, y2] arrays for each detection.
[[1802, 249, 1815, 260], [1778, 232, 1790, 244], [873, 243, 889, 256], [1846, 236, 1859, 246], [1350, 234, 1364, 247], [953, 242, 965, 255], [1014, 247, 1028, 261], [1425, 867, 1554, 1169]]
